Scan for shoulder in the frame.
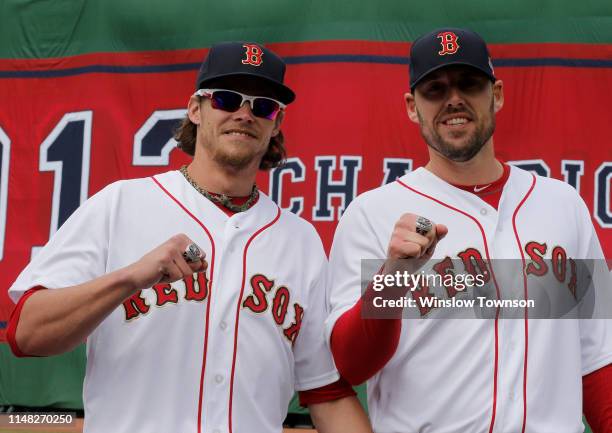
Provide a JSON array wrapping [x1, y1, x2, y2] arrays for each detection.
[[92, 171, 182, 200], [510, 165, 584, 203], [341, 169, 425, 221], [257, 193, 322, 242]]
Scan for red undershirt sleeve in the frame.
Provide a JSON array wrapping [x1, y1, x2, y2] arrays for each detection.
[[6, 286, 46, 357], [298, 377, 356, 407], [583, 363, 612, 433], [330, 278, 404, 386]]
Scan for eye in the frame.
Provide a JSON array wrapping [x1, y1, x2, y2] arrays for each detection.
[[459, 76, 487, 92], [419, 81, 446, 99]]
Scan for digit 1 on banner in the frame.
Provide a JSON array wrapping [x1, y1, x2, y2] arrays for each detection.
[[31, 112, 92, 259], [0, 126, 10, 261]]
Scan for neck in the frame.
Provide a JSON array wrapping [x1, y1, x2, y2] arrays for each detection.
[[425, 141, 503, 185], [187, 155, 258, 196]]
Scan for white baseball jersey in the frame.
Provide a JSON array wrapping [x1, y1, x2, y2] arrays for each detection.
[[326, 166, 612, 433], [10, 170, 338, 433]]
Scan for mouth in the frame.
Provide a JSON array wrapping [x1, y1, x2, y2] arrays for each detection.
[[223, 129, 257, 139], [438, 113, 473, 128]]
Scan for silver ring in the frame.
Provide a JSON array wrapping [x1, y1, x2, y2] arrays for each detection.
[[182, 243, 202, 263], [415, 216, 433, 236]]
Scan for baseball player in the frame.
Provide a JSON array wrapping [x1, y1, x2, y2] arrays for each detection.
[[326, 28, 612, 432], [7, 42, 371, 433]]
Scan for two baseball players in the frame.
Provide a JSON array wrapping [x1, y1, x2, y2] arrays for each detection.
[[7, 43, 371, 433], [8, 29, 611, 433], [327, 28, 612, 432]]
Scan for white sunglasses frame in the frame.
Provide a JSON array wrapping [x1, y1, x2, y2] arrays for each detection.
[[194, 88, 286, 118]]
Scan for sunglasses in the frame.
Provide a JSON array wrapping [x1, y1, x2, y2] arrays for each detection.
[[195, 88, 286, 120]]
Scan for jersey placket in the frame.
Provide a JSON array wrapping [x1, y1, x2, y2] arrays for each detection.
[[200, 217, 249, 433]]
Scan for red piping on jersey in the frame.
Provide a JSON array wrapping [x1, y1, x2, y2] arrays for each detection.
[[511, 173, 537, 433], [228, 207, 281, 433], [151, 176, 216, 433], [396, 179, 503, 433]]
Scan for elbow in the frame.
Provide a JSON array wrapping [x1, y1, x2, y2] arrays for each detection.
[[8, 321, 38, 357], [9, 317, 70, 357]]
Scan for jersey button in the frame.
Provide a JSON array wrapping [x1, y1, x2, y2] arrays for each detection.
[[215, 374, 224, 384], [220, 321, 228, 331], [480, 208, 487, 215]]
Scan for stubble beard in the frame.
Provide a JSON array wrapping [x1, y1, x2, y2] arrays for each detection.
[[212, 146, 262, 171], [418, 101, 496, 163], [201, 131, 267, 171]]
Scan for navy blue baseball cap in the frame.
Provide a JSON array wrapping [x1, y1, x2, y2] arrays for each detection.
[[195, 41, 295, 104], [409, 28, 496, 92]]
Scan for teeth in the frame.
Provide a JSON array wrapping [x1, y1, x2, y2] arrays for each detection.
[[226, 131, 253, 137], [445, 118, 468, 125]]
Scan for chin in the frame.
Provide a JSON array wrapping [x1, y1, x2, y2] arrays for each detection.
[[215, 150, 261, 170]]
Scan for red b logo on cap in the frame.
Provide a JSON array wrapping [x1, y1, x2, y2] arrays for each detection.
[[437, 32, 459, 55], [242, 44, 264, 66]]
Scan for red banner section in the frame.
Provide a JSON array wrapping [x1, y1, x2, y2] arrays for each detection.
[[0, 41, 610, 339]]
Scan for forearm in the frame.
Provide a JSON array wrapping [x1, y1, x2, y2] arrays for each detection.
[[309, 395, 372, 433], [14, 266, 139, 356], [331, 298, 401, 385], [583, 363, 612, 433]]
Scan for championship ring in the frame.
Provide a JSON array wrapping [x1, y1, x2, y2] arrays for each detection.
[[183, 243, 202, 263], [415, 216, 433, 236]]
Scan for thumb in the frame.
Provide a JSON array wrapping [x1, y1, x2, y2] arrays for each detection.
[[435, 224, 449, 240]]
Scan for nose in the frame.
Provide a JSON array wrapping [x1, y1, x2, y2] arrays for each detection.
[[232, 100, 256, 122], [446, 85, 465, 107]]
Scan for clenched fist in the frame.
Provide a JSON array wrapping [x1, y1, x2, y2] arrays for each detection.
[[124, 234, 208, 292], [384, 213, 448, 274]]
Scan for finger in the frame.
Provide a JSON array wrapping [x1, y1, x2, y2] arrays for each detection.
[[389, 236, 426, 259], [174, 254, 194, 277], [435, 224, 449, 240], [401, 231, 431, 250], [162, 260, 184, 283], [187, 257, 208, 273], [196, 260, 208, 273], [157, 265, 171, 284]]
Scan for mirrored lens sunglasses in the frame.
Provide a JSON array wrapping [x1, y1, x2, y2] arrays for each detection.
[[195, 89, 286, 120]]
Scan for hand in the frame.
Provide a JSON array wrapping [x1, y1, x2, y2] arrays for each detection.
[[384, 213, 448, 274], [124, 234, 208, 292]]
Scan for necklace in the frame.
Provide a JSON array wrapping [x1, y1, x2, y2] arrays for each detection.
[[180, 165, 259, 213]]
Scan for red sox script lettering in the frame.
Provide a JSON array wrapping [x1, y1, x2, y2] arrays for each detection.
[[437, 31, 460, 55], [525, 241, 578, 298], [412, 247, 490, 316], [242, 274, 304, 345], [123, 272, 209, 321], [409, 242, 579, 317], [242, 44, 264, 66]]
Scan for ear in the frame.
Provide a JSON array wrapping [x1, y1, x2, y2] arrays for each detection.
[[187, 95, 202, 125], [404, 92, 420, 124], [492, 80, 504, 113], [271, 111, 284, 137]]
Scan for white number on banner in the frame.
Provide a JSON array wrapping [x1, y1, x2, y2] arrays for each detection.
[[0, 126, 11, 261], [32, 112, 92, 258], [132, 109, 186, 166]]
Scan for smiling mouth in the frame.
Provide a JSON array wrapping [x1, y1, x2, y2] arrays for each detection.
[[439, 115, 473, 127], [444, 117, 469, 126], [223, 129, 257, 139]]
